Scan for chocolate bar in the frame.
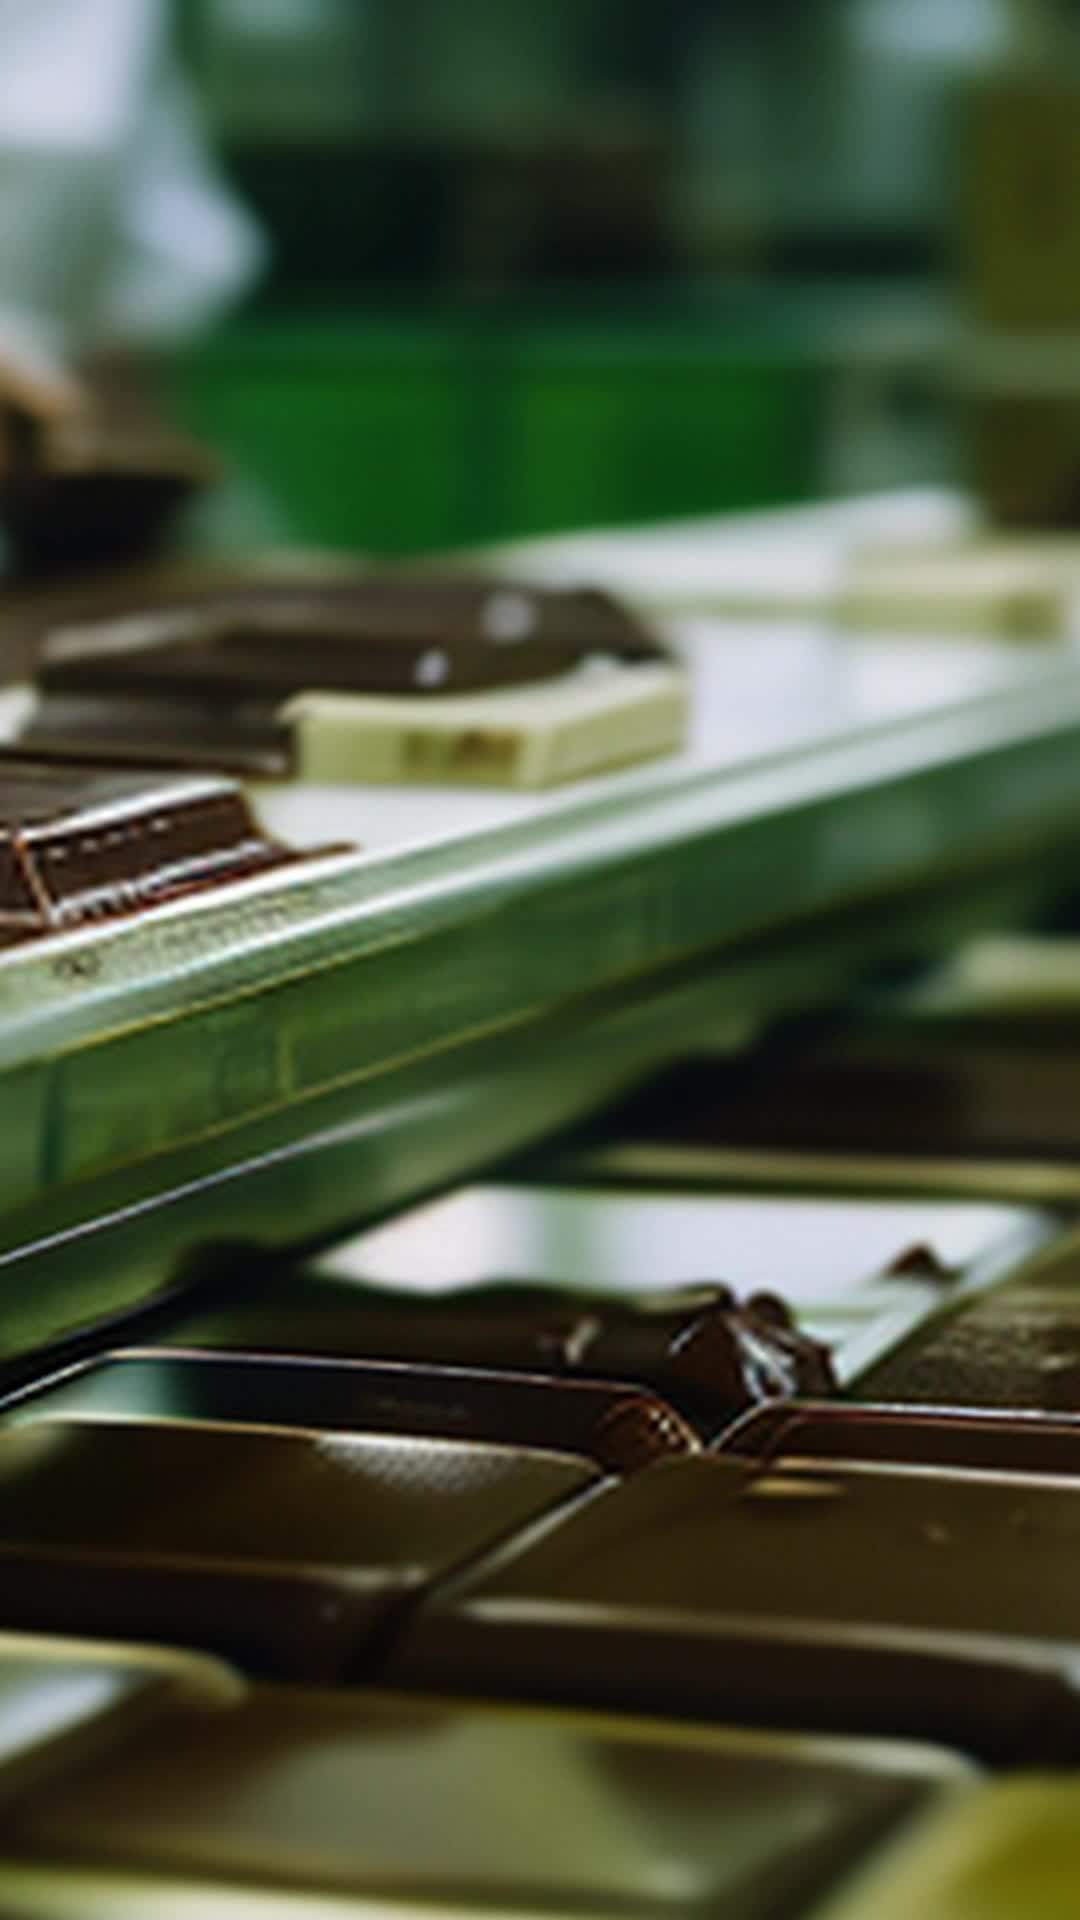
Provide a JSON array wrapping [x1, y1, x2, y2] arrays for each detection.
[[722, 1400, 1080, 1476], [0, 1668, 969, 1920], [258, 1179, 1044, 1408], [0, 759, 320, 945], [9, 1349, 700, 1475], [0, 1417, 595, 1679], [854, 1228, 1080, 1411], [564, 1025, 1080, 1207], [155, 1267, 834, 1438], [387, 1451, 1080, 1759], [17, 574, 686, 786], [597, 1032, 1080, 1163]]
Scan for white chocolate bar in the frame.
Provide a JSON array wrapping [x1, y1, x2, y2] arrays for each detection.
[[837, 541, 1078, 634], [284, 662, 687, 788]]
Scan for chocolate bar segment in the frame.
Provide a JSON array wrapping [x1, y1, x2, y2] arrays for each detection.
[[18, 575, 671, 775], [388, 1452, 1080, 1759], [0, 1683, 968, 1920], [0, 1417, 595, 1680], [156, 1269, 835, 1437], [722, 1399, 1080, 1477], [8, 1348, 700, 1475], [854, 1230, 1080, 1411], [0, 760, 316, 944], [199, 1181, 1044, 1423], [600, 1035, 1080, 1163]]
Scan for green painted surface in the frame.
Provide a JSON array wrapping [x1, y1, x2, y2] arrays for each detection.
[[173, 311, 823, 553]]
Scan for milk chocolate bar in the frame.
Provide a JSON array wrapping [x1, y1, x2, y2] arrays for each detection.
[[10, 1348, 700, 1475], [0, 1417, 594, 1679], [388, 1451, 1080, 1759], [18, 575, 685, 786], [0, 760, 318, 945], [156, 1268, 835, 1437], [0, 1678, 969, 1920]]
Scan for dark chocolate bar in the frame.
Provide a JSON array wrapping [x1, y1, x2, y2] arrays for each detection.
[[722, 1400, 1080, 1476], [0, 1417, 595, 1679], [0, 1673, 967, 1920], [0, 760, 320, 944], [607, 1030, 1080, 1163], [155, 1270, 835, 1436], [19, 575, 668, 773], [10, 1348, 700, 1475], [387, 1451, 1080, 1760], [854, 1230, 1080, 1411]]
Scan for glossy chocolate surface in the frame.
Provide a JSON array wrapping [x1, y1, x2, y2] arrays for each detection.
[[855, 1233, 1080, 1411], [389, 1452, 1080, 1759], [722, 1399, 1080, 1475], [19, 576, 667, 771], [157, 1270, 835, 1436], [610, 1030, 1080, 1162], [10, 1348, 700, 1475], [0, 1417, 594, 1680], [0, 761, 312, 943], [0, 1683, 962, 1920]]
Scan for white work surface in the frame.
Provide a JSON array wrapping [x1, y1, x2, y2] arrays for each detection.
[[250, 487, 1080, 856]]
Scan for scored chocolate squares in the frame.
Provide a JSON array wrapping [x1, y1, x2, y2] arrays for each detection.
[[854, 1227, 1080, 1412], [0, 1658, 970, 1920], [0, 1417, 596, 1680], [0, 758, 342, 946], [387, 1450, 1080, 1762], [8, 1348, 701, 1477]]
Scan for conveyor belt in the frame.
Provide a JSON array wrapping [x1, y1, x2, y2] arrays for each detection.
[[5, 491, 1080, 1364]]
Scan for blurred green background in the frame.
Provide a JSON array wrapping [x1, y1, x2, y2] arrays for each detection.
[[174, 0, 1014, 551], [175, 306, 822, 552]]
